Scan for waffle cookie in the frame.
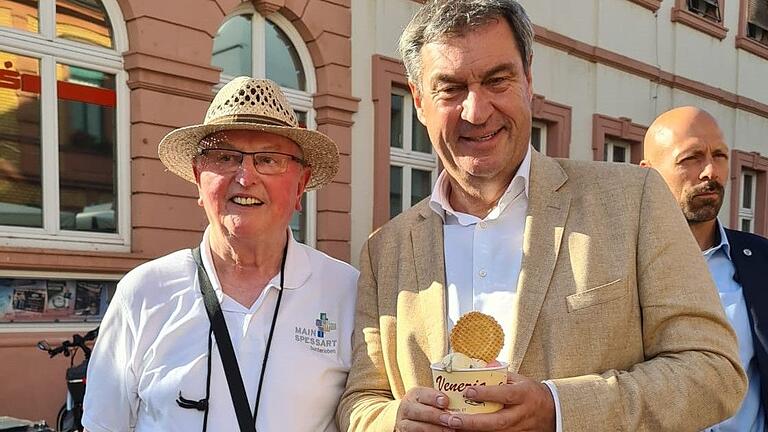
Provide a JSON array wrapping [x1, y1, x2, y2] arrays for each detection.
[[450, 311, 504, 363]]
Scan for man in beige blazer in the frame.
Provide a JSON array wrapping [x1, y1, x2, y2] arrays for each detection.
[[338, 1, 745, 431]]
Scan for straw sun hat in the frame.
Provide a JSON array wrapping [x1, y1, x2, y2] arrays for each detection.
[[158, 77, 339, 190]]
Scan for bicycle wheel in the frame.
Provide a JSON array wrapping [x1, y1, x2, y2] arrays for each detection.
[[56, 405, 65, 432], [56, 405, 75, 432]]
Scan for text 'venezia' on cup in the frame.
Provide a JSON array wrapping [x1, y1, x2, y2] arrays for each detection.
[[430, 361, 508, 414]]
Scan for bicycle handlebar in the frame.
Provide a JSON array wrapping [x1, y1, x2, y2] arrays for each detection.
[[46, 341, 71, 358], [37, 327, 99, 359]]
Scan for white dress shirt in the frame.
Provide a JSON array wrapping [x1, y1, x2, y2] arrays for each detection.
[[429, 149, 530, 362], [429, 146, 563, 431]]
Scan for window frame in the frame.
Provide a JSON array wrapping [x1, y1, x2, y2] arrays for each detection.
[[671, 0, 728, 40], [531, 94, 571, 158], [388, 87, 437, 218], [372, 55, 407, 229], [739, 170, 756, 232], [592, 114, 647, 164], [213, 5, 317, 247], [627, 0, 663, 12], [736, 0, 768, 60], [0, 0, 131, 252], [604, 138, 632, 163], [730, 150, 768, 235]]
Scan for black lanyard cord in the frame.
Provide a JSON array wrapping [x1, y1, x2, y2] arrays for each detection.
[[201, 327, 212, 432], [252, 250, 286, 421], [189, 234, 289, 432]]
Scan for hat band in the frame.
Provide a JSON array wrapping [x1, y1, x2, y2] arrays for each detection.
[[207, 114, 295, 128]]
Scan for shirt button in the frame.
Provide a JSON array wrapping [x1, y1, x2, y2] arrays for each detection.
[[479, 269, 487, 278], [479, 221, 488, 229]]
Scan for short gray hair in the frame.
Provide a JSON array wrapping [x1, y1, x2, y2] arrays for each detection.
[[398, 0, 534, 90]]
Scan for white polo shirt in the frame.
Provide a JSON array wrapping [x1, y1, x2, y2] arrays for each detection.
[[82, 228, 359, 432]]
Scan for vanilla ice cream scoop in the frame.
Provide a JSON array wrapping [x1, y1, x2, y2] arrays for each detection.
[[440, 352, 487, 372]]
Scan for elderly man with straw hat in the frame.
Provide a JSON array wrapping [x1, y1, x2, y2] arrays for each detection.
[[82, 77, 359, 432]]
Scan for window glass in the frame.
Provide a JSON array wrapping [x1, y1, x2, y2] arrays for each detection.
[[741, 218, 752, 233], [0, 52, 42, 228], [747, 0, 768, 40], [390, 166, 402, 219], [57, 63, 116, 232], [411, 168, 431, 206], [212, 15, 252, 78], [295, 110, 307, 128], [531, 126, 542, 152], [604, 139, 631, 163], [747, 23, 768, 44], [388, 91, 437, 220], [687, 0, 720, 22], [0, 277, 116, 322], [289, 195, 306, 243], [411, 109, 430, 153], [1, 0, 125, 247], [56, 0, 113, 49], [265, 19, 305, 91], [742, 174, 754, 209], [390, 94, 403, 149], [0, 0, 38, 33], [613, 145, 627, 163]]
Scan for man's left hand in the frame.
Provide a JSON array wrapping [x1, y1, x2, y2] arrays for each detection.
[[446, 372, 556, 432]]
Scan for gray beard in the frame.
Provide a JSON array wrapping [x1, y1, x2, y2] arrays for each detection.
[[681, 199, 722, 224]]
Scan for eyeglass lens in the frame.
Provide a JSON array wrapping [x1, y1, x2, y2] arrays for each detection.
[[201, 149, 301, 175]]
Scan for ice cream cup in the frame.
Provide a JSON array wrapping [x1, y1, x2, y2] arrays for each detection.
[[430, 361, 509, 414]]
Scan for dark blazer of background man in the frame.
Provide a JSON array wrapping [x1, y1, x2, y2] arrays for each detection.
[[726, 228, 768, 424]]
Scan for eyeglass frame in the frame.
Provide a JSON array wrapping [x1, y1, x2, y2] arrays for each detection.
[[195, 148, 309, 176]]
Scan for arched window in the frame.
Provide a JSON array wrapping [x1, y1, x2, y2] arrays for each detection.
[[0, 0, 129, 251], [212, 7, 317, 246]]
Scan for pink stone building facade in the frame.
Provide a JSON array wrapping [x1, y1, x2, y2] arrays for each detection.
[[0, 0, 354, 423]]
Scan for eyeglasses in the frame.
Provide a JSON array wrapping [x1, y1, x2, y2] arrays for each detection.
[[197, 148, 307, 175]]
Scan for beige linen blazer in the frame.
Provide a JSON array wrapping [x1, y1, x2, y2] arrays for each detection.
[[338, 151, 746, 431]]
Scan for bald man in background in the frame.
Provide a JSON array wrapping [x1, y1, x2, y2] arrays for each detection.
[[642, 106, 767, 432]]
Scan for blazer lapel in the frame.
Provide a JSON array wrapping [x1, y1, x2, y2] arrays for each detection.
[[409, 204, 449, 366], [726, 229, 768, 396], [508, 152, 571, 372]]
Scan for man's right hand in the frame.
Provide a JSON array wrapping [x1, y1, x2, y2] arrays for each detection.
[[395, 386, 460, 431]]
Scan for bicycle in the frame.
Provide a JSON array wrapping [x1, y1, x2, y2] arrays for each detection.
[[36, 328, 99, 432]]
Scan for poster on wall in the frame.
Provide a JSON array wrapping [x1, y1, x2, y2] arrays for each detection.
[[74, 281, 105, 318], [0, 280, 13, 319], [0, 278, 116, 323], [6, 279, 47, 319], [45, 280, 76, 319]]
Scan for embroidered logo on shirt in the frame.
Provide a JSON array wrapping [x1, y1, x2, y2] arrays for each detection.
[[295, 312, 338, 354], [315, 312, 336, 337]]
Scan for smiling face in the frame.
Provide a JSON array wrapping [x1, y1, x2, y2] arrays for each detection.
[[411, 18, 533, 196], [643, 109, 730, 224], [193, 129, 310, 242]]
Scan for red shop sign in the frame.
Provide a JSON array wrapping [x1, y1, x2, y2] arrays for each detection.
[[1, 61, 116, 108]]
